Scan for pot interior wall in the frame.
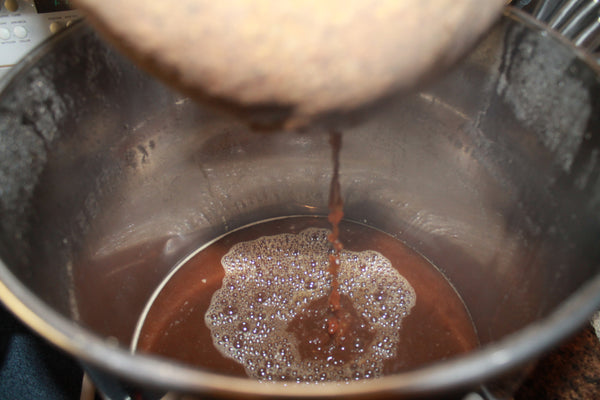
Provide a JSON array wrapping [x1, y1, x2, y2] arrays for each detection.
[[0, 13, 599, 370]]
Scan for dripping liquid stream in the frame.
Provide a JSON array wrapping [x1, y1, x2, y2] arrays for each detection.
[[326, 131, 344, 337]]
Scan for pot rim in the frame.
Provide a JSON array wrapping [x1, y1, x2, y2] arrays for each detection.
[[2, 255, 600, 397], [1, 7, 600, 398]]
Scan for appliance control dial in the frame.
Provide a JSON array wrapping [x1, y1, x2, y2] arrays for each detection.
[[4, 0, 18, 12], [0, 0, 80, 79]]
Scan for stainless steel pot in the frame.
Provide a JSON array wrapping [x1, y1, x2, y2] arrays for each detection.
[[0, 8, 599, 400]]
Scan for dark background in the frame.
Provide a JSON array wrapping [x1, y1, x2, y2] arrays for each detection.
[[0, 304, 82, 399]]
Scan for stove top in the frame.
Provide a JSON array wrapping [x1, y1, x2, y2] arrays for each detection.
[[511, 0, 600, 62]]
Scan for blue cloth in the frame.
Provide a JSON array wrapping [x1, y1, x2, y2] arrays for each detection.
[[0, 304, 82, 400]]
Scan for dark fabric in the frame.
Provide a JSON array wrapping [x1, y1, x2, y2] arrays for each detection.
[[0, 304, 82, 400]]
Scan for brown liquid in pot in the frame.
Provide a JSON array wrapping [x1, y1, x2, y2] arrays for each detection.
[[133, 217, 478, 382]]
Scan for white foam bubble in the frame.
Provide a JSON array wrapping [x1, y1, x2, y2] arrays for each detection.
[[205, 227, 416, 382]]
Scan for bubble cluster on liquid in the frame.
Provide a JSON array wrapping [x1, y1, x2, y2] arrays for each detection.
[[205, 228, 416, 382]]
